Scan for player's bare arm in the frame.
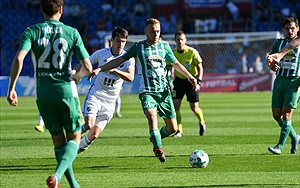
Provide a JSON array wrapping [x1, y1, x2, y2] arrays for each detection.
[[99, 56, 126, 72], [172, 61, 198, 86], [267, 36, 300, 64], [7, 49, 27, 106], [86, 67, 101, 81], [110, 67, 134, 82], [72, 58, 92, 84]]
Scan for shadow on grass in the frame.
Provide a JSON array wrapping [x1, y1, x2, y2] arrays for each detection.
[[130, 184, 300, 187], [0, 164, 54, 171]]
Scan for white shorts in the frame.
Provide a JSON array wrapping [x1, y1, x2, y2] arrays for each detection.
[[82, 94, 115, 130]]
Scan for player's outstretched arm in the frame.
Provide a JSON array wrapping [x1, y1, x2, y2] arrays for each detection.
[[87, 57, 126, 81], [268, 36, 300, 64], [100, 57, 126, 72], [110, 67, 134, 82], [72, 58, 92, 84]]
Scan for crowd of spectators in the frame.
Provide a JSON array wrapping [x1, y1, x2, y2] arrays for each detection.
[[1, 0, 300, 76]]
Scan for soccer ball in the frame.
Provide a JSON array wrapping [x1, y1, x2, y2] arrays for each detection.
[[189, 150, 209, 168]]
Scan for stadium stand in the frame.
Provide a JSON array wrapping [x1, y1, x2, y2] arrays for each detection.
[[1, 0, 299, 76]]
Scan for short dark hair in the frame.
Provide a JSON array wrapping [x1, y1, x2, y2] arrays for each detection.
[[112, 27, 128, 39], [283, 17, 299, 28], [41, 0, 63, 17], [174, 31, 186, 39]]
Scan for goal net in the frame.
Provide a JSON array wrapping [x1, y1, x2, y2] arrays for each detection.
[[106, 31, 280, 92]]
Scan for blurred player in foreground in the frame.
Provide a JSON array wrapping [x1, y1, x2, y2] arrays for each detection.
[[171, 31, 206, 137], [78, 27, 135, 153], [266, 17, 300, 155], [7, 0, 92, 187], [94, 18, 200, 163]]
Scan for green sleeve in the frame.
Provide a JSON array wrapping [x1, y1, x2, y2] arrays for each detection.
[[73, 29, 90, 60], [18, 27, 32, 52], [123, 43, 137, 60], [164, 42, 177, 63], [269, 39, 279, 55]]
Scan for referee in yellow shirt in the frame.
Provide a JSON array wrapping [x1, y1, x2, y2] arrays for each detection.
[[171, 31, 206, 137]]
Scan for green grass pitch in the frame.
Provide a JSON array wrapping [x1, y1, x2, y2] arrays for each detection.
[[1, 92, 299, 187]]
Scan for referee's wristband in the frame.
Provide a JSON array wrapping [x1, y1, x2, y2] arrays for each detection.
[[196, 78, 202, 85]]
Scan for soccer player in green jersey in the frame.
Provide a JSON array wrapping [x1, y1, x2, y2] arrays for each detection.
[[266, 17, 300, 155], [7, 0, 93, 187], [171, 31, 206, 137], [93, 18, 200, 162]]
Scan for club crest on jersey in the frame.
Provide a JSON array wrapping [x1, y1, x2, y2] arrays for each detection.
[[148, 55, 163, 68], [283, 51, 296, 60]]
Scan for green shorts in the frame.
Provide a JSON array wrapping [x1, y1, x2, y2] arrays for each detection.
[[139, 90, 176, 119], [272, 76, 300, 109], [36, 97, 82, 135]]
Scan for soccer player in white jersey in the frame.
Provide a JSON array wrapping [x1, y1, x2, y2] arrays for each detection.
[[95, 18, 200, 162], [78, 27, 135, 153]]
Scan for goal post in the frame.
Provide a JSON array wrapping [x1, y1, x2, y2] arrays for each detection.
[[105, 31, 280, 92]]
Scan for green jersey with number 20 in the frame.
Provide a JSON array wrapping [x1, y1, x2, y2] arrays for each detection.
[[123, 40, 177, 93], [19, 20, 90, 100]]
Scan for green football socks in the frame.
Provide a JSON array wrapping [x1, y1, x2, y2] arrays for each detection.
[[150, 129, 162, 149], [54, 140, 79, 187], [277, 119, 297, 139], [160, 125, 171, 139], [54, 151, 79, 187], [277, 119, 294, 148]]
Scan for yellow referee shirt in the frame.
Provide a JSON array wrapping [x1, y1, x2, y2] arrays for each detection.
[[173, 45, 202, 79]]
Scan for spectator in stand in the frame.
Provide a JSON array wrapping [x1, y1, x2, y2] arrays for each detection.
[[241, 53, 248, 73], [255, 0, 271, 22], [169, 11, 178, 34], [207, 16, 218, 33], [101, 0, 112, 17], [144, 0, 153, 17], [96, 17, 109, 48], [61, 1, 71, 24], [89, 35, 100, 54], [134, 0, 145, 17], [158, 14, 170, 34], [281, 6, 291, 17], [69, 1, 80, 26], [225, 0, 239, 22], [78, 4, 88, 35], [105, 16, 115, 31], [253, 55, 265, 74], [96, 17, 106, 31]]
